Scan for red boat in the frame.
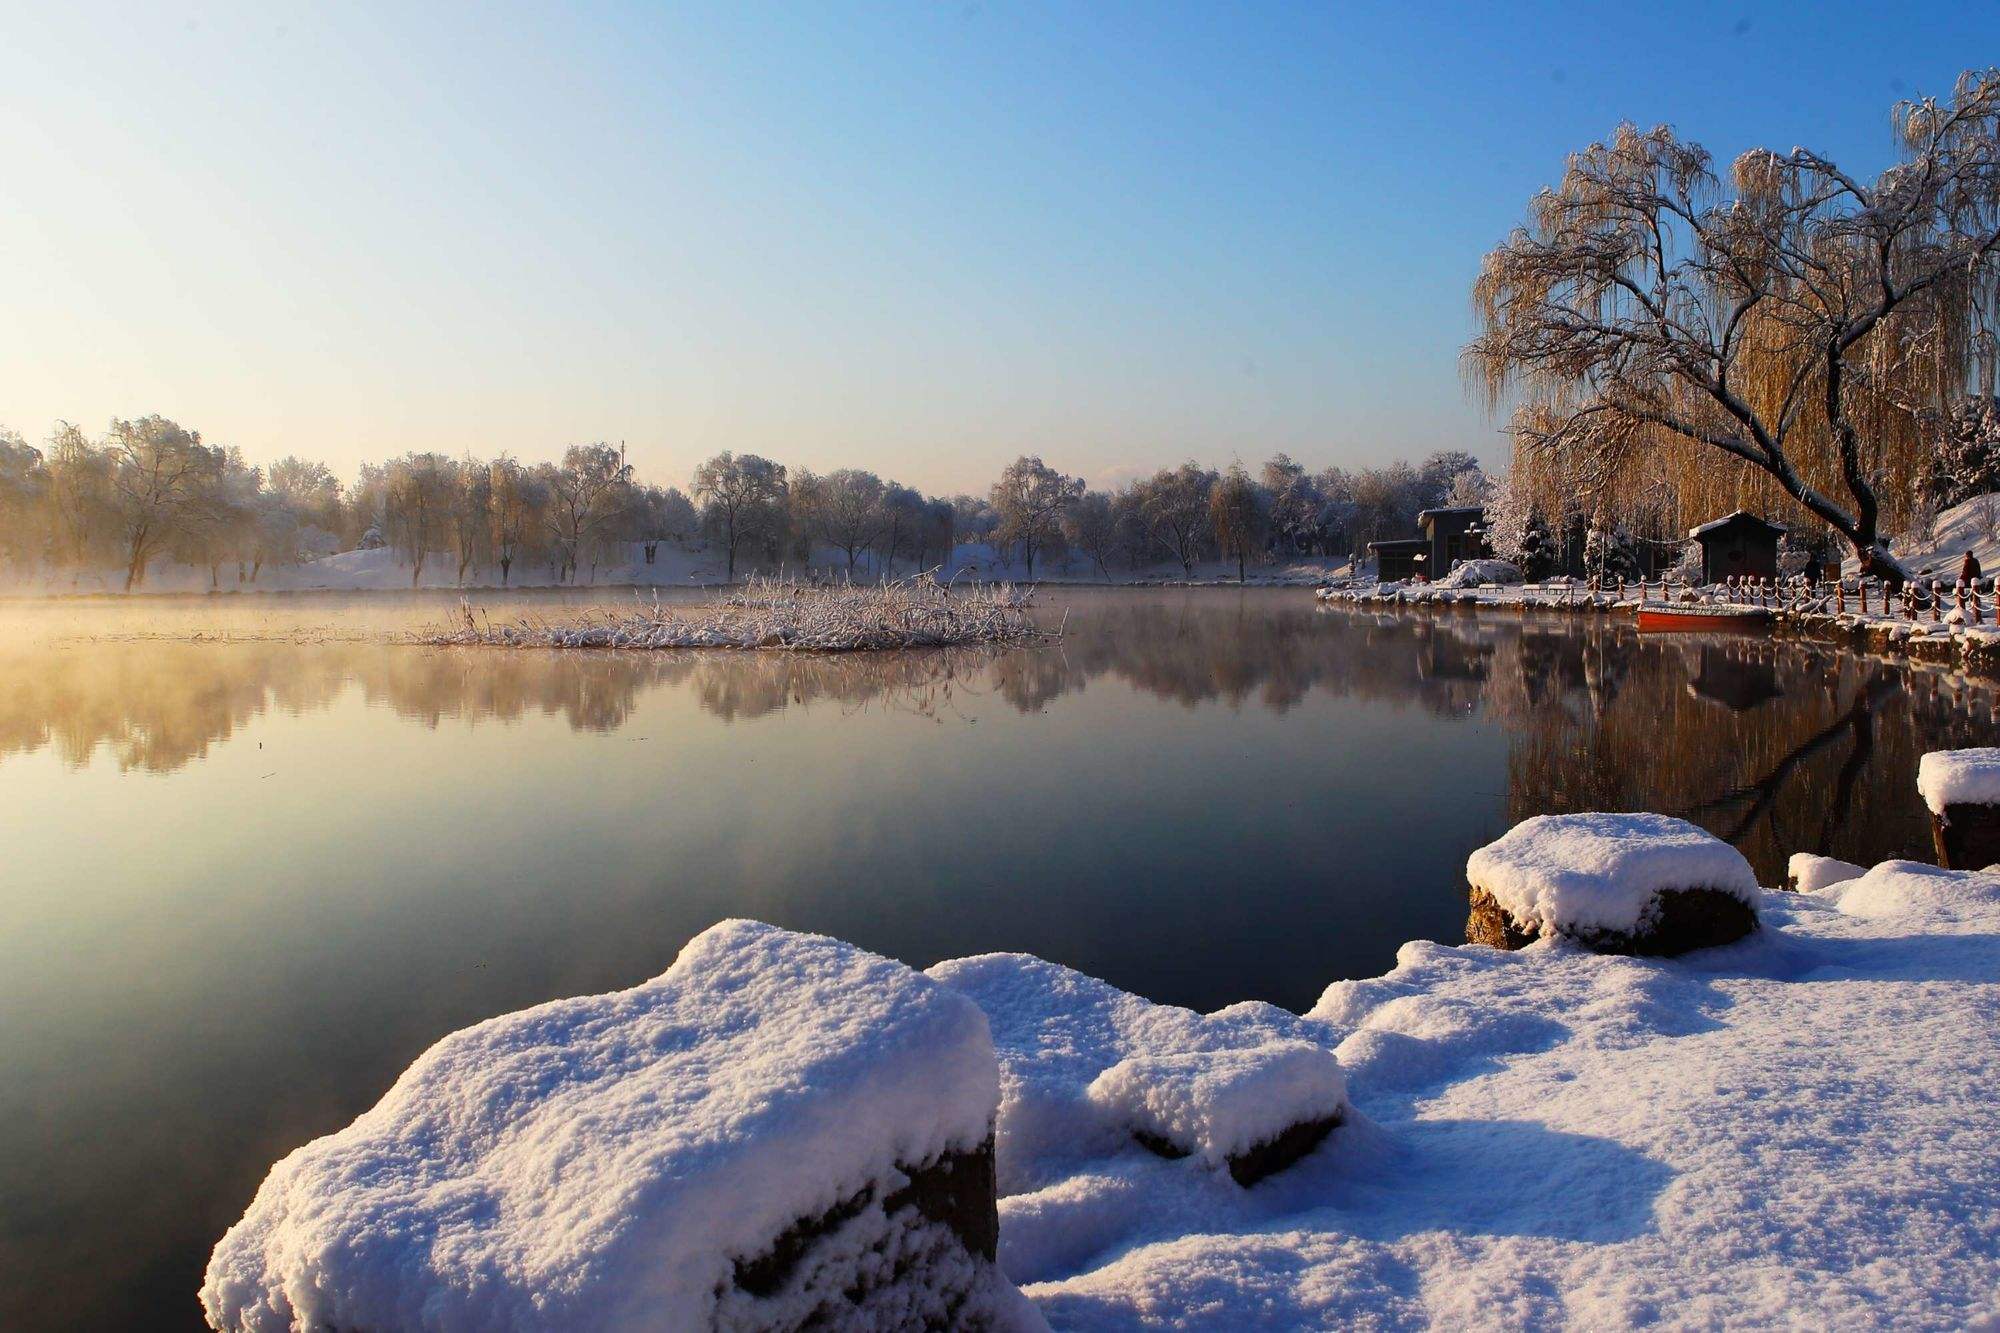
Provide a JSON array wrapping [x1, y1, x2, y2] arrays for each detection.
[[1636, 603, 1773, 633]]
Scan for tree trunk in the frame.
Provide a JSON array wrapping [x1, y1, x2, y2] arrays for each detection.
[[500, 556, 512, 587]]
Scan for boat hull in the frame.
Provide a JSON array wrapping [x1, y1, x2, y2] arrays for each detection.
[[1637, 607, 1772, 633]]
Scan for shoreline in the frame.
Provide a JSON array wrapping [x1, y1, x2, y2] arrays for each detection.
[[1316, 581, 2000, 678]]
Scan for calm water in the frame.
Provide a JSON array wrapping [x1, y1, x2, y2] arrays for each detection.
[[2, 586, 1994, 1330]]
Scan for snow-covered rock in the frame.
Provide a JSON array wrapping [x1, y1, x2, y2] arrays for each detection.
[[203, 920, 1033, 1333], [1465, 812, 1760, 953], [1084, 1042, 1346, 1185], [1787, 851, 1867, 893], [926, 955, 1343, 1194], [1917, 747, 2000, 814]]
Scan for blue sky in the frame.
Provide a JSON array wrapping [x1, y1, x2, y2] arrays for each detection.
[[2, 1, 1993, 492]]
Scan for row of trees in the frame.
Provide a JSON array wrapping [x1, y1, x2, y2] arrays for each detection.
[[0, 413, 1494, 587]]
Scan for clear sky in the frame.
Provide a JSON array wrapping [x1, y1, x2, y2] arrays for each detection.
[[2, 2, 1993, 494]]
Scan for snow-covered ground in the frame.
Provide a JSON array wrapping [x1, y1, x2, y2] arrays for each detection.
[[1865, 491, 2000, 581], [207, 799, 2000, 1330], [987, 860, 2000, 1330]]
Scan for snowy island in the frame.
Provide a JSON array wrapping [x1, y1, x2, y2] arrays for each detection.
[[204, 761, 2000, 1331]]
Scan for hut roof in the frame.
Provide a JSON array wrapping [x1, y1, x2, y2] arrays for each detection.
[[1688, 510, 1786, 541]]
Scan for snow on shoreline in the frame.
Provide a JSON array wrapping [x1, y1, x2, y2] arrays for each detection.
[[204, 807, 2000, 1330]]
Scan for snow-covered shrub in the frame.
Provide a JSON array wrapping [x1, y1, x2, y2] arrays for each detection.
[[423, 574, 1055, 652], [1433, 558, 1523, 589], [203, 920, 1031, 1333], [1465, 812, 1760, 955]]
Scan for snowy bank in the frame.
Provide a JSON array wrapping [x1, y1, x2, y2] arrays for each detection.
[[202, 920, 1032, 1333], [207, 763, 2000, 1329]]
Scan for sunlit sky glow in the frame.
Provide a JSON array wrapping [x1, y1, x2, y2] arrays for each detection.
[[3, 1, 1993, 493]]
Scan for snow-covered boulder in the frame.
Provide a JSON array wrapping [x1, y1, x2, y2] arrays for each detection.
[[926, 954, 1343, 1194], [1787, 852, 1867, 894], [1433, 558, 1523, 589], [203, 920, 1034, 1333], [1465, 813, 1760, 955], [1084, 1042, 1346, 1186], [1918, 748, 2000, 869]]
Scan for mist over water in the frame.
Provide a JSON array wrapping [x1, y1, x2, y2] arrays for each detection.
[[1, 586, 1993, 1330]]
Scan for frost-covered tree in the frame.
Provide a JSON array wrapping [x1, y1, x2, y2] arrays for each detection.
[[1063, 491, 1120, 580], [792, 468, 886, 572], [692, 451, 787, 579], [1920, 397, 2000, 509], [1469, 71, 2000, 580], [0, 428, 49, 574], [1263, 453, 1325, 555], [1209, 464, 1268, 582], [108, 415, 223, 589], [1136, 462, 1216, 577], [44, 422, 115, 575], [1483, 471, 1558, 578], [989, 455, 1082, 580], [487, 457, 546, 586], [877, 483, 925, 578], [1442, 468, 1494, 508], [384, 452, 457, 586], [1417, 450, 1483, 509], [543, 443, 634, 584], [448, 458, 492, 583]]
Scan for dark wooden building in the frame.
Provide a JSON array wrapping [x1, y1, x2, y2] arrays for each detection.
[[1368, 538, 1429, 580], [1689, 511, 1784, 583], [1418, 507, 1488, 574]]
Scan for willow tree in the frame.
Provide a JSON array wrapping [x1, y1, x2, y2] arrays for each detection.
[[1468, 70, 2000, 578]]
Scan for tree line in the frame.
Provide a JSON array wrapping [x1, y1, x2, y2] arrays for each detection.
[[0, 415, 1491, 587]]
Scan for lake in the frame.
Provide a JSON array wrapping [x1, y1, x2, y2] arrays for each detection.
[[2, 586, 1993, 1330]]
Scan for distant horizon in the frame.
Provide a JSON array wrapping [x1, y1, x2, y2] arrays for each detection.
[[6, 1, 1993, 493]]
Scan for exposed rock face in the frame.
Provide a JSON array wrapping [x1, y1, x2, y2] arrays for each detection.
[[725, 1138, 1002, 1330], [1466, 883, 1757, 956], [1134, 1113, 1345, 1187], [1931, 803, 2000, 871]]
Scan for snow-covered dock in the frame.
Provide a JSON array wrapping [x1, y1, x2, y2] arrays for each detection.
[[206, 760, 2000, 1331]]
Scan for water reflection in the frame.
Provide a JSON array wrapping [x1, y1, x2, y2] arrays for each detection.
[[3, 590, 1998, 1332], [2, 599, 1995, 889]]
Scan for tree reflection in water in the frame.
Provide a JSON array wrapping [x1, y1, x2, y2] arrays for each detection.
[[0, 593, 1992, 881]]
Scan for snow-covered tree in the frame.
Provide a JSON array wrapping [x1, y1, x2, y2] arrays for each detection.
[[792, 468, 886, 572], [1135, 462, 1216, 577], [1208, 464, 1268, 582], [989, 455, 1082, 580], [1469, 71, 2000, 580], [692, 451, 787, 579], [1921, 397, 2000, 510]]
